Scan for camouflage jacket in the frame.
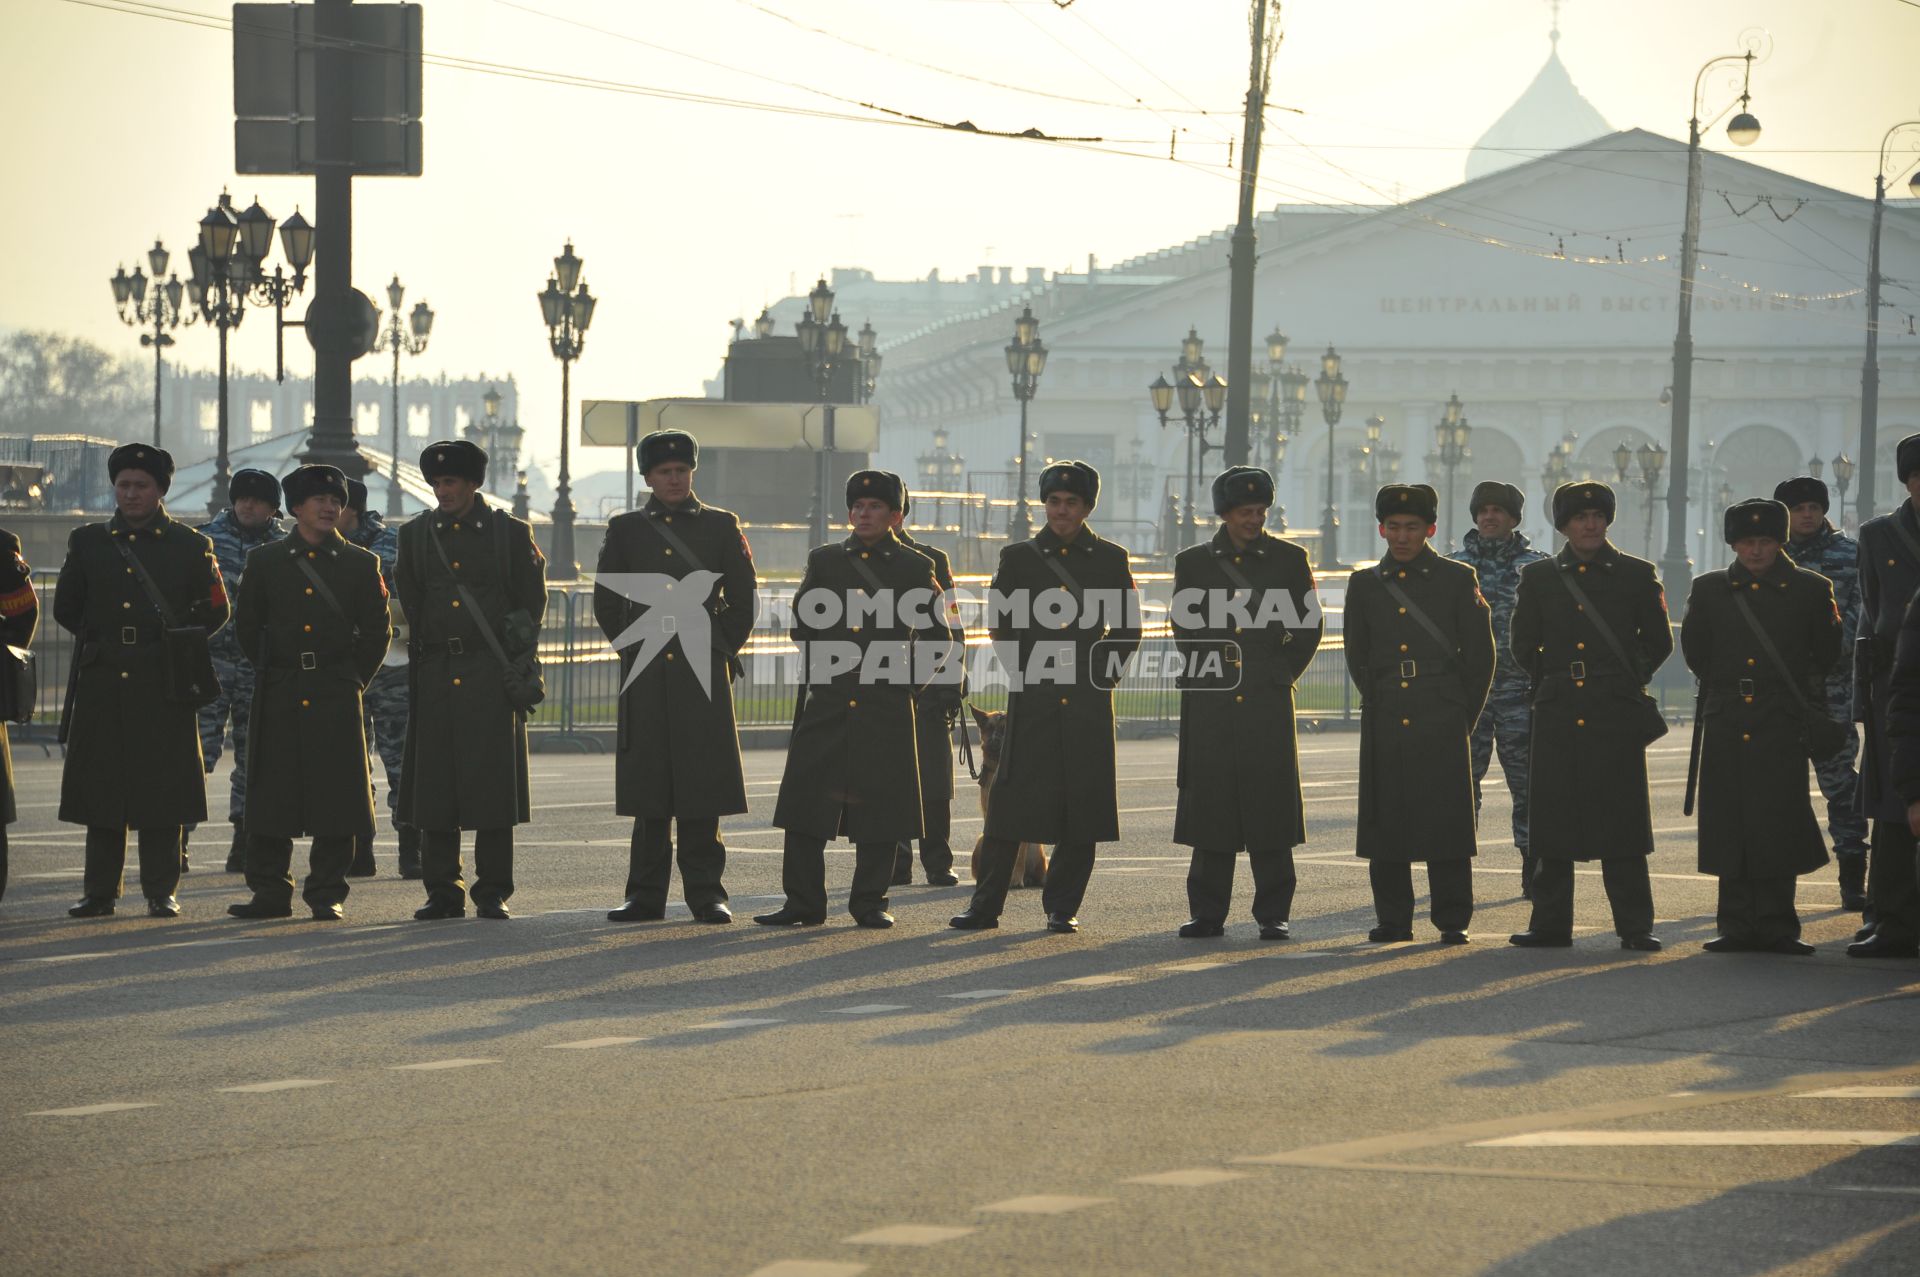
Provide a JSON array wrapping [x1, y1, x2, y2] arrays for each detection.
[[1786, 519, 1860, 710], [198, 507, 286, 659], [346, 508, 400, 591], [1448, 528, 1549, 690]]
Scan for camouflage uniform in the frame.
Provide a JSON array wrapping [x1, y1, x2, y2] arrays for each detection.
[[1786, 520, 1868, 858], [347, 509, 414, 874], [1449, 528, 1549, 867], [196, 508, 285, 824]]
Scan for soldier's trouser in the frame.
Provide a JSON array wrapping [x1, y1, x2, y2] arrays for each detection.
[[1186, 847, 1297, 924], [780, 831, 893, 919], [245, 833, 352, 910], [1813, 725, 1869, 854], [82, 825, 182, 902], [1527, 858, 1654, 937], [1714, 873, 1800, 944], [421, 827, 514, 909], [197, 656, 255, 822], [0, 824, 9, 903], [1867, 820, 1920, 942], [894, 804, 954, 880], [626, 817, 728, 912], [1368, 859, 1473, 933], [1470, 690, 1532, 853], [969, 836, 1097, 919]]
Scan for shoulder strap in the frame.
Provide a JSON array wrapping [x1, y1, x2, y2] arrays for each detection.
[[1029, 540, 1083, 602], [292, 554, 357, 635], [114, 539, 181, 628], [1887, 512, 1920, 569], [1216, 554, 1255, 592], [642, 514, 708, 572], [1729, 589, 1816, 714], [1556, 568, 1642, 682], [429, 519, 514, 672], [847, 548, 887, 594], [1380, 573, 1451, 654]]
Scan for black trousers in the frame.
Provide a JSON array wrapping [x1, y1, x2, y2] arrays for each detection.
[[422, 827, 514, 908], [0, 823, 8, 903], [780, 831, 894, 919], [626, 816, 728, 911], [83, 825, 182, 902], [1368, 858, 1474, 933], [1867, 820, 1920, 942], [1527, 857, 1655, 937], [1186, 848, 1297, 924], [969, 837, 1097, 920], [893, 797, 954, 880], [245, 833, 353, 910], [1715, 873, 1800, 944]]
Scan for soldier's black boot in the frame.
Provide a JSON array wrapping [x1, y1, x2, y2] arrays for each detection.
[[348, 823, 377, 878], [179, 826, 190, 874], [224, 822, 246, 874], [1519, 855, 1534, 900], [1837, 852, 1868, 913], [397, 825, 422, 880]]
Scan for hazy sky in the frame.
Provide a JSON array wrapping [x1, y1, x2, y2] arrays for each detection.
[[4, 0, 1917, 479]]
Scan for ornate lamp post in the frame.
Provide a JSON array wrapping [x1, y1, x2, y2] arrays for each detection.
[[796, 276, 848, 546], [513, 470, 531, 521], [110, 239, 194, 446], [855, 321, 883, 405], [1432, 395, 1472, 550], [377, 275, 434, 517], [467, 384, 524, 500], [1614, 439, 1667, 555], [538, 240, 595, 579], [1005, 305, 1047, 538], [1832, 453, 1857, 527], [1664, 33, 1768, 607], [1146, 347, 1226, 552], [1313, 346, 1348, 568], [752, 307, 776, 339]]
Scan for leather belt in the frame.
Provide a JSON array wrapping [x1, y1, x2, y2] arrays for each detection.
[[413, 638, 467, 656]]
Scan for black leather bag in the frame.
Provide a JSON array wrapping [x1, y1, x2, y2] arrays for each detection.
[[1555, 569, 1668, 745], [430, 518, 544, 714], [0, 643, 34, 724], [1731, 592, 1847, 762]]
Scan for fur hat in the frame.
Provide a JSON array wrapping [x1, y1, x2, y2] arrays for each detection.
[[1038, 460, 1100, 509], [1772, 475, 1829, 513], [420, 440, 487, 484], [638, 430, 697, 476], [228, 467, 280, 510], [282, 464, 348, 508], [108, 443, 174, 493], [1468, 480, 1524, 522], [1212, 466, 1275, 515], [846, 469, 904, 512], [1374, 483, 1438, 525], [1723, 497, 1788, 544], [1552, 481, 1616, 530]]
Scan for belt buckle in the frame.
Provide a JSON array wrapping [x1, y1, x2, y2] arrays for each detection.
[[1738, 678, 1755, 697], [447, 637, 465, 656], [1569, 660, 1586, 680], [120, 626, 138, 645], [1399, 659, 1418, 679], [299, 651, 317, 671]]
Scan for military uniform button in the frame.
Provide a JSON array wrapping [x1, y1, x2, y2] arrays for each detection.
[[451, 600, 460, 608], [847, 699, 857, 707], [1576, 642, 1586, 650], [1575, 680, 1585, 688], [453, 678, 462, 687], [303, 624, 312, 633], [305, 587, 314, 595], [1235, 694, 1244, 702], [120, 671, 129, 680], [1397, 570, 1406, 578], [1399, 643, 1409, 652], [1060, 696, 1069, 705], [850, 626, 861, 633], [663, 516, 671, 523], [452, 522, 461, 530], [122, 601, 131, 609], [1576, 718, 1585, 727], [301, 698, 311, 708], [1398, 607, 1407, 615], [860, 552, 870, 559], [452, 561, 460, 570], [664, 548, 673, 556], [1576, 604, 1584, 612], [307, 551, 316, 559], [1742, 733, 1752, 742], [1750, 582, 1759, 590], [1577, 564, 1587, 573], [665, 651, 675, 661], [1400, 681, 1409, 689], [1233, 626, 1242, 634], [1743, 695, 1754, 704], [1746, 657, 1756, 666], [1401, 717, 1411, 726]]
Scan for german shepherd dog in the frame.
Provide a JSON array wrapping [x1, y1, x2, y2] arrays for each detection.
[[968, 706, 1048, 888]]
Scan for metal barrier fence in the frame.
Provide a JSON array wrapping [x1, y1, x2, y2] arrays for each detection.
[[13, 576, 1694, 753]]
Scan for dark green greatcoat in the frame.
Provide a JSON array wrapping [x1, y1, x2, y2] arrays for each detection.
[[1172, 528, 1322, 852], [898, 528, 965, 813], [1681, 555, 1842, 878], [235, 531, 391, 838], [592, 495, 757, 819], [982, 524, 1142, 846], [0, 527, 39, 826], [1510, 542, 1673, 861], [55, 510, 230, 828], [772, 530, 949, 841], [395, 496, 548, 832], [1853, 502, 1920, 821], [1344, 546, 1495, 863]]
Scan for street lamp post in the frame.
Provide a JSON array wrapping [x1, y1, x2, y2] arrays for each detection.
[[1614, 439, 1667, 555], [1857, 119, 1920, 522], [1146, 335, 1226, 553], [539, 241, 595, 580], [796, 277, 848, 547], [1433, 395, 1472, 550], [1832, 453, 1857, 527], [1005, 305, 1047, 538], [110, 239, 194, 446], [1664, 35, 1767, 608], [186, 192, 313, 517], [378, 275, 434, 517], [468, 384, 523, 501], [1313, 346, 1349, 569]]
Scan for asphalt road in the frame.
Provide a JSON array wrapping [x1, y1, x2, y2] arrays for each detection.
[[2, 733, 1917, 1277]]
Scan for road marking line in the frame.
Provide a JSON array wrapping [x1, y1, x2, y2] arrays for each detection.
[[18, 870, 86, 877], [546, 1037, 647, 1049], [1469, 1130, 1920, 1147], [218, 1079, 333, 1093], [1123, 1168, 1250, 1187], [1158, 962, 1231, 972], [163, 938, 260, 948], [346, 925, 405, 933], [1057, 975, 1133, 986], [1795, 1087, 1920, 1099], [843, 1224, 976, 1245], [26, 953, 113, 962], [687, 1018, 784, 1030], [828, 1004, 911, 1015], [978, 1194, 1112, 1214], [27, 1102, 158, 1116], [389, 1059, 499, 1071], [1834, 1185, 1920, 1196], [942, 989, 1018, 1000], [1273, 951, 1341, 959], [747, 1263, 868, 1277]]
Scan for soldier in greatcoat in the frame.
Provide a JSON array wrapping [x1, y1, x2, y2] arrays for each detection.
[[950, 461, 1142, 934], [891, 487, 965, 888], [1848, 434, 1920, 958], [1344, 483, 1495, 943], [1507, 482, 1672, 951], [226, 466, 391, 921], [594, 430, 756, 924], [1170, 466, 1322, 939], [397, 440, 548, 920], [755, 470, 948, 929], [0, 525, 38, 906], [1680, 498, 1842, 955], [57, 444, 229, 918], [1879, 547, 1920, 912]]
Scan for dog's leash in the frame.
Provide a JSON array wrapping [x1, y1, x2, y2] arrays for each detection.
[[955, 700, 978, 780]]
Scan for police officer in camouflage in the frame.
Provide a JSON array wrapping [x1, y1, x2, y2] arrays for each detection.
[[1448, 480, 1549, 897], [197, 469, 286, 872], [1776, 475, 1868, 910], [340, 478, 416, 877]]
